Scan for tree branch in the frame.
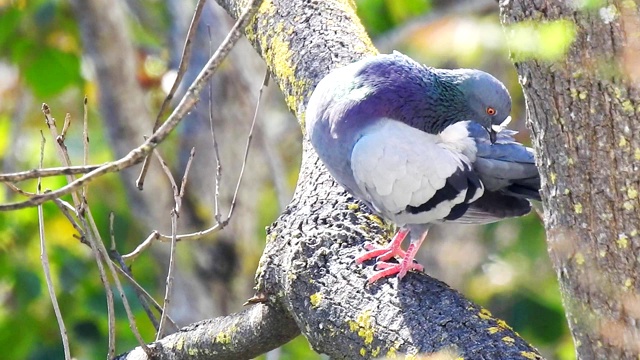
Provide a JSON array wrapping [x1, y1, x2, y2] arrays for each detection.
[[119, 0, 542, 358], [116, 304, 299, 360]]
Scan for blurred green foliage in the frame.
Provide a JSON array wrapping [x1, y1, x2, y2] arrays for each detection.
[[0, 0, 576, 359]]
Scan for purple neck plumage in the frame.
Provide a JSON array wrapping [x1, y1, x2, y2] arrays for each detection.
[[345, 59, 472, 135]]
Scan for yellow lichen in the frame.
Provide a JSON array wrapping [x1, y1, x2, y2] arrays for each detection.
[[360, 348, 366, 356], [488, 326, 501, 334], [623, 201, 635, 211], [347, 203, 360, 211], [366, 214, 385, 227], [176, 336, 185, 351], [386, 345, 398, 358], [574, 203, 583, 214], [635, 148, 640, 161], [549, 172, 557, 184], [624, 278, 633, 289], [619, 136, 628, 147], [617, 234, 629, 248], [496, 319, 514, 331], [348, 310, 374, 345], [599, 250, 607, 257], [310, 292, 322, 308], [215, 325, 238, 344], [574, 252, 585, 265], [502, 336, 515, 344], [628, 188, 638, 199], [372, 346, 381, 357], [621, 100, 635, 113], [521, 351, 539, 359], [478, 308, 493, 320]]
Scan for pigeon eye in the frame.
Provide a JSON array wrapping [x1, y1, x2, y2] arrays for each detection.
[[486, 107, 497, 116]]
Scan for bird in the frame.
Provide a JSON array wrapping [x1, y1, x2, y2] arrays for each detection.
[[305, 52, 540, 283]]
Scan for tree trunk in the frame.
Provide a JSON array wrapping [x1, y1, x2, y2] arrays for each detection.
[[120, 0, 544, 358], [500, 1, 640, 359]]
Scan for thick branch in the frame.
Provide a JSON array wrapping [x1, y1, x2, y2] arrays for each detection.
[[213, 0, 543, 358], [501, 1, 640, 359], [116, 304, 299, 360]]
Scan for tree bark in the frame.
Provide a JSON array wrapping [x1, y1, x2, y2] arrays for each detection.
[[500, 1, 640, 359], [120, 0, 544, 358]]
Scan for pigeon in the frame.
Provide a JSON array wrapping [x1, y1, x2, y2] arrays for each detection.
[[305, 52, 540, 283]]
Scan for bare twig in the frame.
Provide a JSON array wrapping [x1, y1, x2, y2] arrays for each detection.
[[154, 148, 195, 339], [207, 26, 223, 225], [52, 199, 87, 245], [85, 208, 151, 354], [137, 0, 206, 190], [122, 224, 222, 261], [60, 113, 71, 142], [4, 182, 37, 197], [37, 132, 72, 360], [109, 212, 161, 331], [42, 104, 81, 207], [110, 263, 179, 330], [82, 96, 90, 201], [0, 165, 103, 182], [0, 0, 263, 211], [226, 70, 268, 221]]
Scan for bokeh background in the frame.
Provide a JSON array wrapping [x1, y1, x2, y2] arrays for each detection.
[[0, 0, 573, 359]]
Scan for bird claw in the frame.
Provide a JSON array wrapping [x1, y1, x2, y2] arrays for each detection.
[[357, 229, 426, 283], [366, 261, 424, 284], [356, 242, 406, 264]]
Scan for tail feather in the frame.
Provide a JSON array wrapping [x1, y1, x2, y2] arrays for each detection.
[[447, 122, 541, 223]]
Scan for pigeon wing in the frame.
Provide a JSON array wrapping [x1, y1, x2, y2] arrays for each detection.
[[450, 122, 540, 224], [350, 119, 483, 226]]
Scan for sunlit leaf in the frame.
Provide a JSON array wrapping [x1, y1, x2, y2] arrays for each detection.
[[506, 20, 577, 61]]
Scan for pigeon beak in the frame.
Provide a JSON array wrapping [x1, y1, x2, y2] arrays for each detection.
[[489, 128, 497, 144], [488, 116, 512, 144]]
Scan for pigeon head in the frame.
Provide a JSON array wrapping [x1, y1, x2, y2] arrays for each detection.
[[306, 53, 513, 144], [435, 68, 512, 142]]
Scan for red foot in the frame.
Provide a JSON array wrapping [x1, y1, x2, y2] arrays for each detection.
[[356, 228, 428, 284], [355, 229, 408, 264]]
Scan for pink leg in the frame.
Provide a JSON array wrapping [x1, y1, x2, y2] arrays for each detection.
[[357, 228, 428, 283], [355, 228, 409, 264]]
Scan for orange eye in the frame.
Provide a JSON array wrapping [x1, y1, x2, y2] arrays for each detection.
[[486, 107, 497, 116]]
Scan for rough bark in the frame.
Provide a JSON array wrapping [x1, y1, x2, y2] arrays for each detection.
[[501, 1, 640, 359], [116, 303, 300, 360], [119, 0, 544, 359], [228, 0, 544, 358]]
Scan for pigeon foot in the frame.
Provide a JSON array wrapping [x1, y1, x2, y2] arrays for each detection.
[[356, 228, 426, 283]]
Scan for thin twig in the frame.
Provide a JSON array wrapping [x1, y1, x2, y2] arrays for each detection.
[[226, 70, 269, 221], [0, 164, 103, 182], [207, 25, 223, 225], [42, 104, 81, 207], [37, 132, 72, 360], [154, 148, 195, 339], [121, 224, 222, 261], [52, 198, 87, 245], [109, 212, 161, 331], [82, 96, 89, 201], [4, 182, 37, 197], [136, 0, 206, 190], [60, 113, 71, 142], [85, 208, 151, 354], [110, 263, 179, 330], [78, 212, 118, 358], [0, 0, 263, 211]]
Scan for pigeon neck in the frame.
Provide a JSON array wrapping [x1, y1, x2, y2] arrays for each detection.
[[379, 71, 472, 135]]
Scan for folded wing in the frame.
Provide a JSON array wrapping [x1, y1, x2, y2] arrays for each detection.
[[350, 119, 484, 226], [452, 122, 540, 224]]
